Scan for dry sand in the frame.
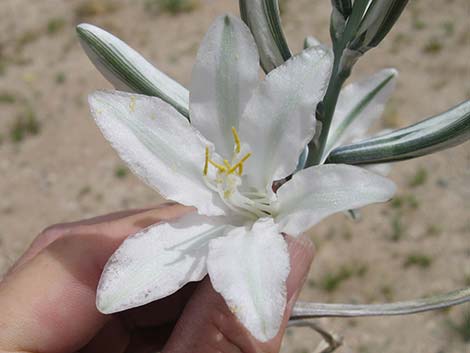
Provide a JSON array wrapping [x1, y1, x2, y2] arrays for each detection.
[[0, 0, 469, 352]]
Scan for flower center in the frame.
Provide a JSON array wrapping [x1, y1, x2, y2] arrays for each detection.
[[202, 127, 274, 220]]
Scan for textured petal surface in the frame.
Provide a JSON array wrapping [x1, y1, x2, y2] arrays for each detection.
[[324, 68, 398, 160], [89, 90, 227, 216], [97, 213, 227, 313], [304, 35, 322, 48], [274, 164, 396, 236], [239, 46, 333, 191], [190, 15, 259, 158], [207, 218, 290, 342], [362, 162, 392, 176]]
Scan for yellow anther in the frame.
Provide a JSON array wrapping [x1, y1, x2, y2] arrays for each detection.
[[228, 152, 251, 175], [203, 147, 209, 175], [231, 127, 241, 153], [223, 159, 231, 169]]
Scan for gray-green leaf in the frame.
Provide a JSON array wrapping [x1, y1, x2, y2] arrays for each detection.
[[326, 100, 470, 164], [239, 0, 291, 73], [338, 0, 370, 47], [349, 0, 409, 53], [77, 23, 189, 118], [291, 286, 470, 319], [332, 0, 352, 18], [324, 68, 397, 159], [330, 0, 352, 43]]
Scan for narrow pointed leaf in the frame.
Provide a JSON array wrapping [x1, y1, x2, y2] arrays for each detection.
[[239, 0, 291, 73], [324, 68, 398, 157], [330, 7, 347, 43], [339, 0, 370, 46], [291, 286, 470, 319], [77, 23, 189, 118], [349, 0, 409, 52], [330, 0, 352, 43], [332, 0, 353, 18], [326, 100, 470, 164]]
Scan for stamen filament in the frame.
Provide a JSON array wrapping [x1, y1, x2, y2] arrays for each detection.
[[228, 152, 252, 174], [209, 159, 227, 172]]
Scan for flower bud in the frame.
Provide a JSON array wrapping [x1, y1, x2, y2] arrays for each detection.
[[348, 0, 409, 53], [330, 0, 352, 42]]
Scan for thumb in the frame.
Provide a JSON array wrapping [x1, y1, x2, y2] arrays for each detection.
[[163, 235, 314, 353]]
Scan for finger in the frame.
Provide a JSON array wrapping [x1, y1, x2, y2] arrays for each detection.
[[80, 283, 198, 353], [163, 235, 314, 353], [0, 204, 192, 353], [9, 203, 177, 273], [78, 318, 129, 353], [125, 324, 175, 353], [121, 282, 197, 328]]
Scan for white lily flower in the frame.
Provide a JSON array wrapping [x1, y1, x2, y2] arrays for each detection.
[[88, 15, 396, 341]]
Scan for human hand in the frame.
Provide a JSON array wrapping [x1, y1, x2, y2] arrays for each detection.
[[0, 203, 314, 353]]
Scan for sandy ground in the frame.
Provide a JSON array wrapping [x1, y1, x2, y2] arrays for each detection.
[[0, 0, 469, 352]]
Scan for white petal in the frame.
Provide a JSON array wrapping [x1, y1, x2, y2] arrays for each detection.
[[97, 213, 227, 314], [304, 35, 322, 48], [324, 68, 398, 161], [190, 15, 259, 158], [89, 90, 227, 216], [207, 218, 290, 342], [362, 163, 392, 176], [274, 164, 396, 236], [239, 46, 333, 191]]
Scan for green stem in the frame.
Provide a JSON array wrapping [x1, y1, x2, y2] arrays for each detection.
[[305, 0, 368, 167], [306, 53, 349, 166]]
